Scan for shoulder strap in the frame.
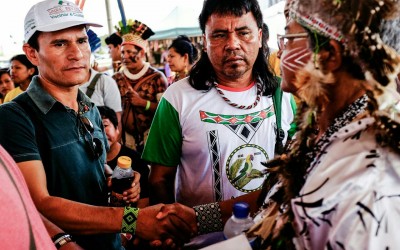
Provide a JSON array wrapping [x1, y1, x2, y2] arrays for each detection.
[[86, 73, 102, 98], [272, 77, 285, 155]]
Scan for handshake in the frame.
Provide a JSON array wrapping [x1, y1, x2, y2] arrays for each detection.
[[134, 203, 198, 248]]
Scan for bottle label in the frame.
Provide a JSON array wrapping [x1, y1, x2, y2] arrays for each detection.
[[110, 191, 126, 207], [110, 176, 134, 207]]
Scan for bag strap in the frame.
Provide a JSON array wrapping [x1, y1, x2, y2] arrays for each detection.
[[86, 73, 102, 98], [272, 77, 285, 155]]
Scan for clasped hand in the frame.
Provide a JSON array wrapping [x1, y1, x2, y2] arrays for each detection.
[[135, 203, 198, 249]]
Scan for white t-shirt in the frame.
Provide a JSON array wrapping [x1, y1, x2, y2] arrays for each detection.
[[143, 78, 296, 248], [144, 78, 296, 205], [79, 69, 122, 112]]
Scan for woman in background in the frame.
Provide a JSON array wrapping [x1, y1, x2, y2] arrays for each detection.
[[3, 54, 38, 103], [0, 69, 14, 104], [167, 35, 199, 84]]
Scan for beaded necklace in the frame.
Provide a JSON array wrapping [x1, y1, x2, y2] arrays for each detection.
[[213, 81, 262, 110], [304, 94, 368, 177]]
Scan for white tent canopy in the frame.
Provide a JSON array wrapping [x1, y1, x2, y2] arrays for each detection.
[[148, 0, 286, 44], [149, 4, 202, 41]]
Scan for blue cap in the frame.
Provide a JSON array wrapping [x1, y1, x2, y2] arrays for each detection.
[[87, 29, 101, 52], [233, 202, 250, 219]]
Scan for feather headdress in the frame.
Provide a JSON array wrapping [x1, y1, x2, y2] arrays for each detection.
[[115, 19, 155, 50], [289, 0, 400, 88], [290, 0, 400, 129]]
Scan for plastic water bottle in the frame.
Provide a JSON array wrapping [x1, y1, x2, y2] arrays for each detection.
[[223, 202, 256, 245], [110, 156, 134, 206]]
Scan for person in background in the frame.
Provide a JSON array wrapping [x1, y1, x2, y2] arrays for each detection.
[[105, 32, 123, 73], [3, 54, 38, 103], [115, 19, 168, 152], [167, 35, 199, 84], [143, 0, 296, 248], [97, 105, 150, 208], [262, 23, 281, 77], [79, 66, 122, 134], [0, 69, 14, 104], [160, 46, 172, 81], [249, 0, 400, 249], [0, 0, 194, 249]]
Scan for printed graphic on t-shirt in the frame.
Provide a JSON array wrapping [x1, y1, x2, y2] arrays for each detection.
[[200, 107, 273, 193]]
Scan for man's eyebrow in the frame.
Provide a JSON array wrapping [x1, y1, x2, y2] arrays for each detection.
[[50, 38, 68, 44], [212, 26, 250, 33]]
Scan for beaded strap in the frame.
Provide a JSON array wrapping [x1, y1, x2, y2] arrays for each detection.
[[193, 202, 223, 235], [121, 206, 140, 235], [214, 81, 262, 110]]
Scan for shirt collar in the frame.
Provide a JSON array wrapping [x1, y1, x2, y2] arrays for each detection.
[[26, 76, 94, 115]]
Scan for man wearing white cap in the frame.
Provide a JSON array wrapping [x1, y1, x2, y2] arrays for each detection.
[[0, 0, 195, 249]]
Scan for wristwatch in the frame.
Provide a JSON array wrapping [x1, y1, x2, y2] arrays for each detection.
[[52, 233, 74, 249]]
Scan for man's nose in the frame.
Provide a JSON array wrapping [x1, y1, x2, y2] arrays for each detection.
[[225, 33, 240, 50], [67, 43, 85, 60]]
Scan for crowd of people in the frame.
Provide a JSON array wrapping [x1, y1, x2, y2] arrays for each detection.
[[0, 0, 399, 249]]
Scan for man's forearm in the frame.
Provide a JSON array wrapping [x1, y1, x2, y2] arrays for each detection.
[[37, 196, 124, 234], [148, 164, 177, 205], [149, 177, 175, 205]]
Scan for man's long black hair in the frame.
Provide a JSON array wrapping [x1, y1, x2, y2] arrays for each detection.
[[189, 0, 277, 95]]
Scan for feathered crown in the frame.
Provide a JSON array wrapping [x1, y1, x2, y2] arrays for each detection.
[[290, 0, 400, 87], [115, 19, 155, 50]]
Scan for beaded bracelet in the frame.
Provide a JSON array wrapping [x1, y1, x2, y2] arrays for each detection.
[[145, 100, 151, 111], [193, 202, 223, 235], [121, 206, 140, 235]]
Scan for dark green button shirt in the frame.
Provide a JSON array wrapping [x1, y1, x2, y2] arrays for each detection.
[[0, 76, 121, 250]]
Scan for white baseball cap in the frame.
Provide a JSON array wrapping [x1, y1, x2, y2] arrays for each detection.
[[24, 0, 102, 42]]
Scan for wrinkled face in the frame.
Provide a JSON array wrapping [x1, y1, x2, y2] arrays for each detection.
[[203, 12, 262, 82], [10, 60, 33, 85], [102, 118, 119, 147], [108, 44, 121, 62], [0, 72, 14, 96], [121, 44, 144, 72], [167, 48, 187, 73], [30, 26, 91, 87], [280, 20, 312, 93]]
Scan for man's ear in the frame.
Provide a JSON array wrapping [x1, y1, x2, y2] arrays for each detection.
[[202, 34, 207, 52], [318, 40, 342, 72], [22, 44, 39, 67], [258, 28, 262, 48]]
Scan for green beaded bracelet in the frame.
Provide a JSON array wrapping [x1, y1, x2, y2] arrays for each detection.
[[121, 206, 140, 235], [145, 100, 151, 111]]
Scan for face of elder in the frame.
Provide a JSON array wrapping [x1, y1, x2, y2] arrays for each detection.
[[280, 20, 312, 93]]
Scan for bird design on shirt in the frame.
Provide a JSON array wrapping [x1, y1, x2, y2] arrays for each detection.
[[229, 154, 264, 189]]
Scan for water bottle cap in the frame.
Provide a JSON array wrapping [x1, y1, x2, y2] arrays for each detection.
[[117, 156, 132, 169], [232, 202, 250, 218]]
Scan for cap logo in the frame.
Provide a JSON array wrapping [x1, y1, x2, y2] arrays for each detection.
[[47, 2, 83, 19]]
